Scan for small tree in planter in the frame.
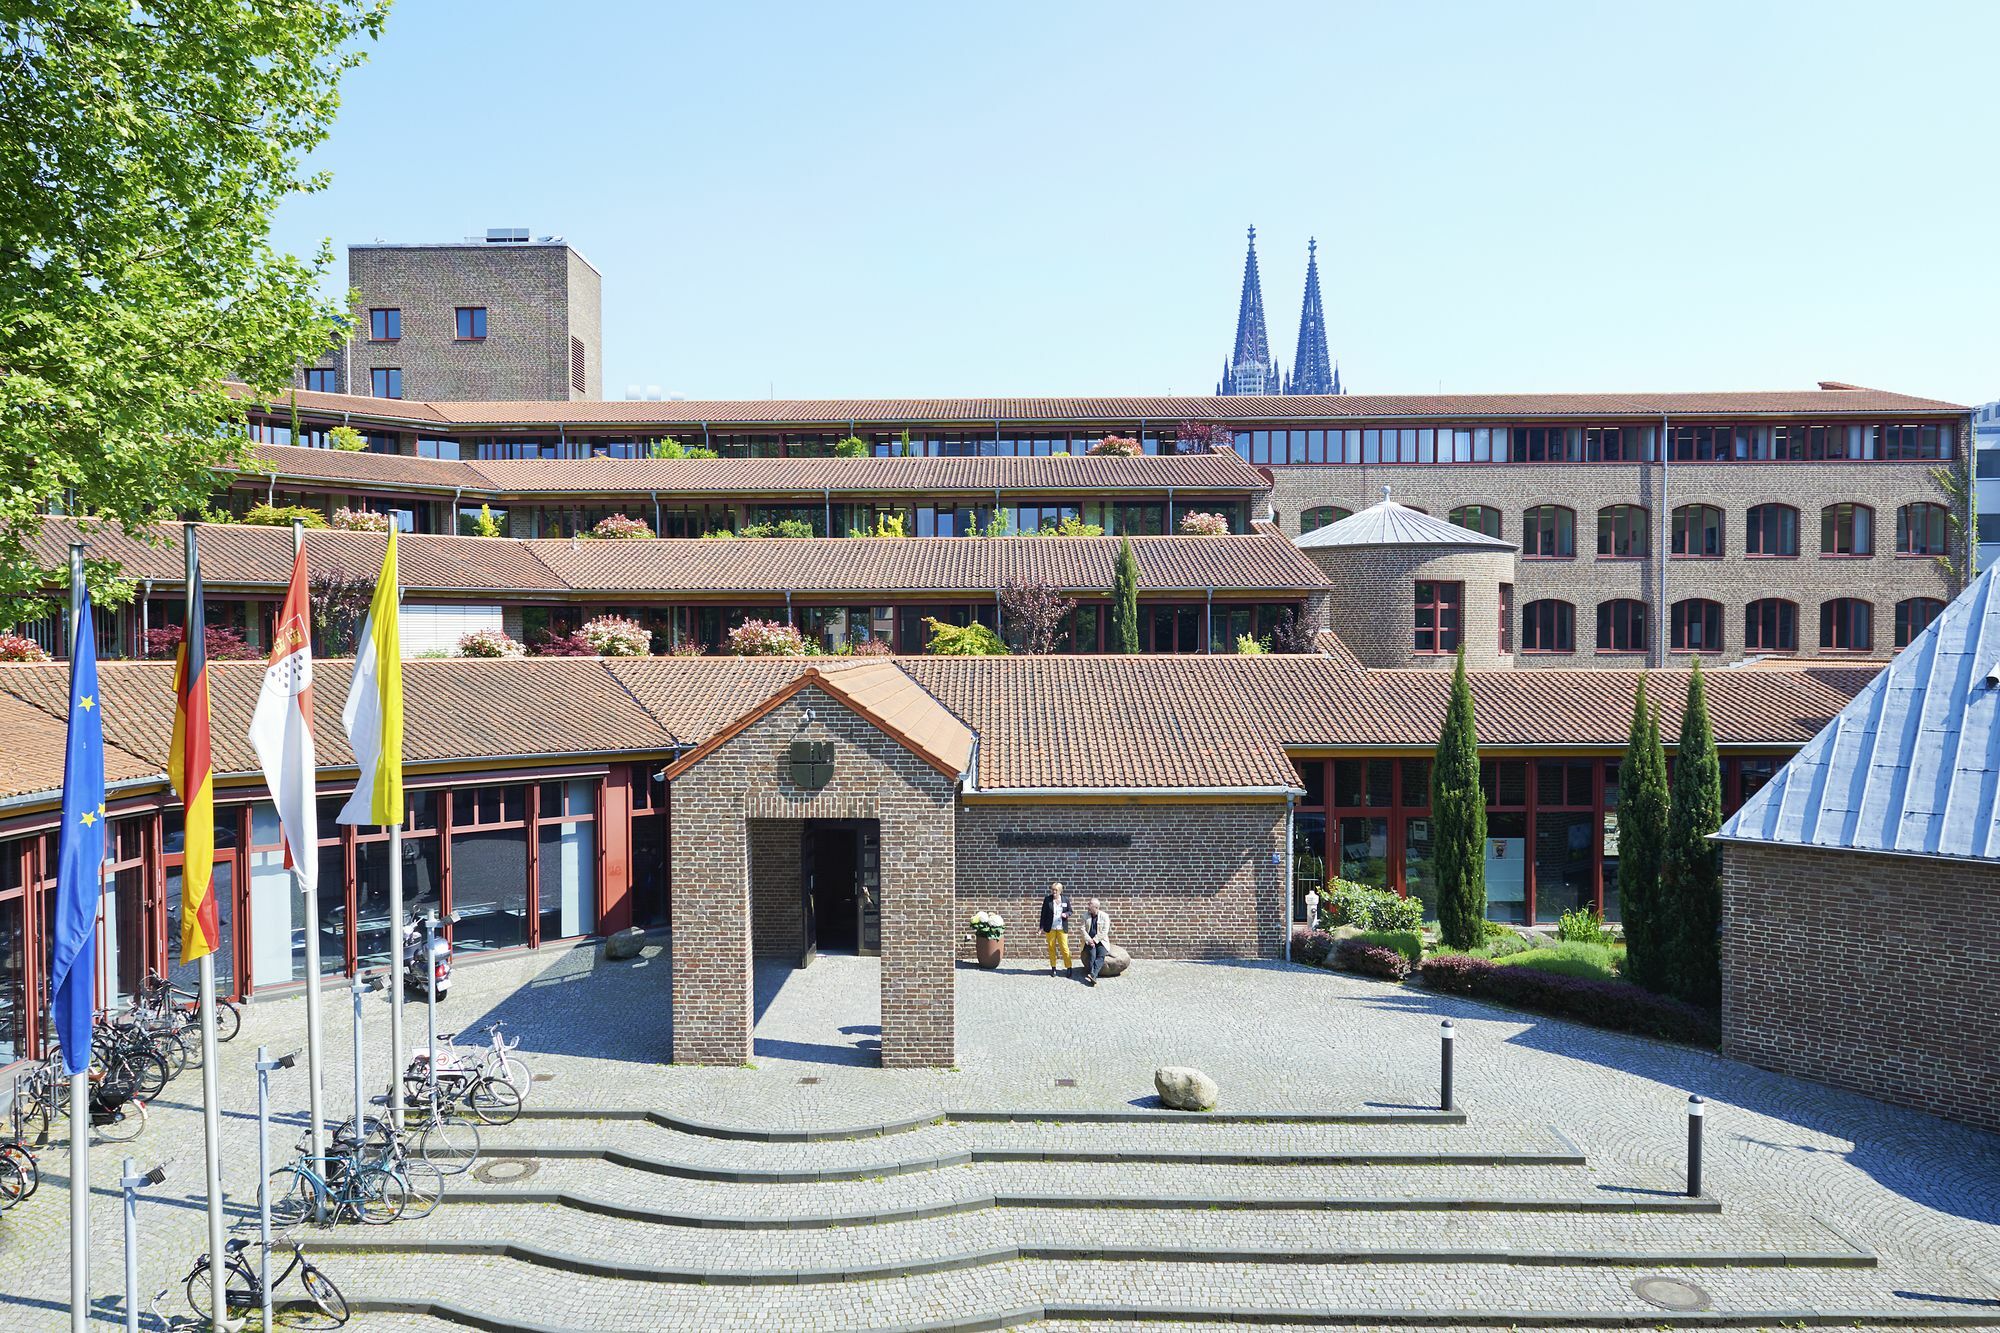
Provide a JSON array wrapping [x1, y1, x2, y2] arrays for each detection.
[[1432, 647, 1488, 950], [968, 911, 1005, 967], [328, 424, 367, 452], [998, 576, 1076, 654], [1087, 434, 1141, 456], [727, 618, 809, 657], [923, 617, 1008, 656], [1269, 606, 1317, 654], [1179, 511, 1230, 536], [579, 615, 652, 657], [456, 628, 525, 658], [1110, 538, 1140, 653], [588, 514, 654, 539], [1174, 421, 1234, 454], [330, 506, 393, 533], [0, 633, 50, 662], [532, 627, 596, 657], [142, 622, 259, 661]]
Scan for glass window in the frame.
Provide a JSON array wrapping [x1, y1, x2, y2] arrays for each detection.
[[537, 781, 597, 942], [1595, 505, 1648, 558], [0, 889, 22, 1065], [1299, 505, 1349, 533], [1894, 597, 1944, 648], [1521, 599, 1574, 653], [1413, 581, 1463, 655], [1744, 599, 1798, 653], [1671, 599, 1724, 653], [1484, 812, 1527, 924], [455, 307, 488, 339], [1896, 502, 1950, 556], [369, 308, 400, 341], [370, 367, 403, 399], [1533, 813, 1597, 925], [1292, 811, 1327, 921], [1332, 759, 1393, 808], [1671, 505, 1723, 557], [1745, 504, 1799, 557], [1819, 598, 1874, 652], [1821, 503, 1873, 556], [1596, 600, 1647, 653], [451, 826, 529, 953], [303, 368, 337, 394], [1522, 506, 1575, 558], [1338, 817, 1389, 888], [1448, 505, 1502, 538]]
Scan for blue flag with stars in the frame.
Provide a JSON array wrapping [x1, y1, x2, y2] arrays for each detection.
[[49, 594, 104, 1077]]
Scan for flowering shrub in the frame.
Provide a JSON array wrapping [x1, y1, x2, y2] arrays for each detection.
[[580, 615, 652, 657], [727, 619, 809, 657], [1418, 955, 1719, 1045], [531, 629, 596, 657], [968, 911, 1005, 940], [1334, 939, 1413, 980], [330, 507, 393, 533], [1324, 880, 1424, 933], [1087, 434, 1141, 456], [845, 637, 894, 657], [667, 641, 706, 658], [0, 634, 50, 662], [456, 628, 525, 658], [589, 514, 654, 539], [1179, 510, 1229, 536], [1174, 420, 1235, 453], [141, 624, 260, 661]]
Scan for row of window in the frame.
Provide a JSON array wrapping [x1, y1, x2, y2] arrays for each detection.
[[1242, 421, 1953, 466], [1305, 502, 1953, 559], [1506, 595, 1941, 655], [366, 306, 487, 343]]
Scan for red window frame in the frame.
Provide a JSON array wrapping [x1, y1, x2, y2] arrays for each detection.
[[1896, 502, 1950, 557], [455, 306, 487, 340], [1671, 599, 1724, 654], [1744, 599, 1798, 653], [1821, 503, 1874, 557], [368, 308, 401, 342], [1413, 580, 1463, 655], [1595, 505, 1648, 559], [1520, 599, 1574, 653], [1521, 505, 1575, 559], [1745, 504, 1800, 558], [1819, 598, 1873, 652], [1894, 597, 1944, 648], [1447, 505, 1502, 539], [1596, 599, 1648, 654], [370, 368, 403, 399], [1671, 504, 1724, 558], [303, 368, 338, 394]]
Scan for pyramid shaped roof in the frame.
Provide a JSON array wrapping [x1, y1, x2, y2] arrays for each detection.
[[1296, 494, 1515, 551]]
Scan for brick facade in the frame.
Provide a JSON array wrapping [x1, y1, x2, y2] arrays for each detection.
[[668, 685, 958, 1068], [1305, 545, 1514, 670], [747, 819, 804, 961], [955, 801, 1289, 961], [1721, 841, 2000, 1134], [1272, 461, 1952, 667]]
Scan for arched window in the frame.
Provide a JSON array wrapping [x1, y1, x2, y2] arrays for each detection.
[[1299, 505, 1350, 533], [1596, 599, 1648, 653], [1447, 504, 1502, 538], [1522, 505, 1575, 558], [1520, 599, 1574, 653], [1671, 599, 1724, 653], [1744, 599, 1798, 653], [1671, 504, 1724, 557], [1595, 505, 1649, 559], [1896, 502, 1950, 556], [1745, 504, 1800, 558], [1895, 597, 1945, 647], [1820, 598, 1873, 652], [1821, 503, 1874, 557]]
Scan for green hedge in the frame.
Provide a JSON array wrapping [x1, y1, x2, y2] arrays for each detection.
[[1355, 929, 1422, 965]]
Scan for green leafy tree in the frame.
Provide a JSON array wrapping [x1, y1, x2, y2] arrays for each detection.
[[1431, 647, 1488, 949], [328, 424, 367, 452], [472, 504, 503, 539], [1662, 661, 1724, 1006], [1617, 677, 1672, 993], [242, 503, 327, 529], [834, 435, 870, 458], [0, 2, 387, 628], [1110, 537, 1140, 653], [922, 617, 1008, 656]]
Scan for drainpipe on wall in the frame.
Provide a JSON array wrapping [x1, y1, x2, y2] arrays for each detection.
[[652, 491, 661, 536], [140, 581, 151, 657], [1658, 412, 1670, 669], [1205, 587, 1215, 653], [451, 486, 462, 535], [784, 588, 793, 627], [823, 487, 831, 538], [1283, 793, 1296, 962], [1167, 486, 1176, 530]]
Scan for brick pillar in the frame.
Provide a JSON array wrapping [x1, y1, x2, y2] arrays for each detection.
[[668, 800, 752, 1065], [878, 802, 957, 1068]]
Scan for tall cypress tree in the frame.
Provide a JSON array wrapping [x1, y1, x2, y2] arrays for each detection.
[[1110, 538, 1141, 653], [1662, 660, 1723, 1006], [1617, 676, 1671, 993], [1431, 646, 1488, 949]]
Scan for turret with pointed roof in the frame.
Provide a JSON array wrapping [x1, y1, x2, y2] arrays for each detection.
[[1217, 226, 1282, 396], [1286, 238, 1339, 396]]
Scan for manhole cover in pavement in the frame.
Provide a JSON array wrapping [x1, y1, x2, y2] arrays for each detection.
[[797, 1077, 821, 1085], [1054, 1078, 1078, 1088], [1632, 1276, 1712, 1312], [532, 1073, 555, 1083], [471, 1158, 539, 1184]]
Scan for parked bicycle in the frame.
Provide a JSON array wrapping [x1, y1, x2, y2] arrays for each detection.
[[12, 1058, 145, 1144], [139, 970, 241, 1044], [0, 1136, 38, 1204], [267, 1137, 406, 1227], [432, 1020, 532, 1092], [402, 1084, 481, 1176], [402, 1050, 521, 1127], [185, 1237, 349, 1327], [329, 1115, 444, 1221]]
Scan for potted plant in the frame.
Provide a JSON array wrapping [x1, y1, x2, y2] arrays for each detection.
[[968, 911, 1004, 968]]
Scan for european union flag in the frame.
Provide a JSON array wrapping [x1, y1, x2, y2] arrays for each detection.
[[48, 595, 104, 1077]]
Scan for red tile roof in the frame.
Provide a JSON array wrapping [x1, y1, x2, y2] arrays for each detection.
[[464, 451, 1272, 496]]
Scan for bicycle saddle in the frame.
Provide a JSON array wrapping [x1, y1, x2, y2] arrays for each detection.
[[224, 1237, 249, 1255]]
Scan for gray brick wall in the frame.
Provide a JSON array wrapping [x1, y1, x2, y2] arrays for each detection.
[[955, 802, 1289, 961], [1305, 545, 1514, 670], [1272, 462, 1951, 666], [1721, 841, 2000, 1134], [748, 819, 804, 960]]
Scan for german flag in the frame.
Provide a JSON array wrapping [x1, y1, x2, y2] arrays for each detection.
[[170, 559, 218, 962]]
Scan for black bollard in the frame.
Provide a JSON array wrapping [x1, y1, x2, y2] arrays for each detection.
[[1687, 1095, 1706, 1197], [1439, 1019, 1456, 1111]]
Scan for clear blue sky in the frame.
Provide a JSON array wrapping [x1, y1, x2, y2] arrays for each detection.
[[271, 1, 2000, 404]]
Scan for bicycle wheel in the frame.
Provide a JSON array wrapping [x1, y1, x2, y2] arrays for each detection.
[[96, 1099, 146, 1143], [267, 1164, 318, 1228], [417, 1113, 479, 1175], [175, 1018, 204, 1069], [354, 1166, 407, 1225], [121, 1049, 169, 1101], [3, 1143, 40, 1198], [301, 1262, 350, 1324], [0, 1156, 24, 1208], [395, 1157, 445, 1220], [215, 998, 242, 1042], [467, 1075, 522, 1126], [185, 1255, 257, 1322]]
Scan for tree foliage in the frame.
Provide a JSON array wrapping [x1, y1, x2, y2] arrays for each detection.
[[1616, 676, 1671, 993], [0, 1, 386, 627], [1431, 647, 1488, 950], [922, 617, 1008, 656], [1110, 537, 1140, 653], [309, 562, 373, 656], [1662, 661, 1723, 1006], [998, 576, 1076, 655]]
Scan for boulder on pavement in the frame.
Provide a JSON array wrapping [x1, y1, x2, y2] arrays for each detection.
[[1099, 943, 1132, 978], [603, 927, 647, 961], [1154, 1065, 1218, 1111]]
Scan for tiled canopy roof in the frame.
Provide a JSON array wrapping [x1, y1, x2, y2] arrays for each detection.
[[235, 383, 1967, 429], [24, 519, 1327, 599], [1719, 565, 2000, 861], [0, 655, 1872, 807]]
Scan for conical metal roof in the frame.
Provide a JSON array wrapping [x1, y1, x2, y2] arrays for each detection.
[[1296, 491, 1515, 551]]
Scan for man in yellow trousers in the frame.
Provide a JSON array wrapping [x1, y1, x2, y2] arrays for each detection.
[[1039, 881, 1074, 978]]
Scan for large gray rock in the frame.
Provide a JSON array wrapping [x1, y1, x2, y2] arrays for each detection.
[[1099, 943, 1132, 978], [1154, 1065, 1218, 1112], [602, 927, 647, 961]]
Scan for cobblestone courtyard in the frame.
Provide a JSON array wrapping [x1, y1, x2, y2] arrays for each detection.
[[2, 937, 1997, 1330]]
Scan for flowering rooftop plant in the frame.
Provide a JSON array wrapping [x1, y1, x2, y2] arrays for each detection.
[[589, 514, 654, 539], [456, 628, 525, 658], [580, 615, 653, 657], [1087, 434, 1141, 456], [727, 618, 809, 657], [330, 506, 394, 533], [968, 910, 1004, 939], [0, 633, 49, 662], [1179, 510, 1229, 536]]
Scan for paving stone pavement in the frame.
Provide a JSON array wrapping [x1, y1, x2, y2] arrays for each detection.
[[0, 938, 1995, 1330]]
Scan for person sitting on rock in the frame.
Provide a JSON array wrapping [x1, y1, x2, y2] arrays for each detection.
[[1040, 881, 1074, 978], [1081, 898, 1110, 986]]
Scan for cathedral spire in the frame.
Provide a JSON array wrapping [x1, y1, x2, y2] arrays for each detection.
[[1217, 225, 1281, 396], [1288, 236, 1337, 396]]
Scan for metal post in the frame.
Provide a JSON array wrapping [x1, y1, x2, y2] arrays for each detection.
[[1687, 1095, 1705, 1197], [257, 1047, 272, 1333], [424, 912, 439, 1086], [351, 974, 367, 1133], [1440, 1020, 1456, 1112], [68, 542, 90, 1333], [119, 1159, 165, 1333], [388, 826, 405, 1132], [292, 520, 329, 1201], [197, 955, 225, 1327]]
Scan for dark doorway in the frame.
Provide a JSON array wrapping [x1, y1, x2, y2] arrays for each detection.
[[802, 820, 880, 958]]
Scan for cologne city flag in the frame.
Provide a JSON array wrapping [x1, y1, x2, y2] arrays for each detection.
[[249, 543, 318, 890], [49, 594, 105, 1076], [170, 562, 220, 962], [338, 529, 403, 827]]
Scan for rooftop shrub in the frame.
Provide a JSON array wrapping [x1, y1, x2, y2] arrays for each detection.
[[0, 633, 50, 662], [241, 503, 327, 528], [456, 628, 525, 658], [923, 617, 1007, 656], [329, 506, 393, 533], [727, 618, 809, 657], [588, 514, 654, 539], [738, 519, 815, 539], [1179, 510, 1229, 536], [579, 614, 652, 657], [1087, 434, 1141, 456]]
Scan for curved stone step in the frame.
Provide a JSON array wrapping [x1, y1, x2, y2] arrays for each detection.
[[513, 1103, 1469, 1141]]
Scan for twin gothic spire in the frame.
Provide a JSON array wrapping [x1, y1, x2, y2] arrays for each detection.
[[1216, 226, 1342, 397]]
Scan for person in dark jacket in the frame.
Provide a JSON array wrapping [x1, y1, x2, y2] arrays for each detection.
[[1039, 882, 1073, 977]]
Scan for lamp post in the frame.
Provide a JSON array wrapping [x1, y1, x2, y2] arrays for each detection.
[[119, 1160, 166, 1333], [255, 1046, 298, 1328]]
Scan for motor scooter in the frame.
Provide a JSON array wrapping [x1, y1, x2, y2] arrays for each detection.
[[401, 914, 452, 1001]]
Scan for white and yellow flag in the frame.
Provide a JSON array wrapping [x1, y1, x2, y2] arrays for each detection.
[[337, 529, 404, 827]]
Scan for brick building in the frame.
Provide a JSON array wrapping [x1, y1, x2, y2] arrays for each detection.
[[1717, 563, 2000, 1134], [299, 231, 602, 401]]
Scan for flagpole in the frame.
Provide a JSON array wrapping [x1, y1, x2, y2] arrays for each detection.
[[293, 520, 329, 1167], [185, 524, 226, 1330], [388, 572, 405, 1135], [66, 542, 89, 1333]]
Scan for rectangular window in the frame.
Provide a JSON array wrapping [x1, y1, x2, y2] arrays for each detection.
[[369, 308, 401, 341], [1413, 581, 1463, 655], [303, 368, 338, 393], [571, 336, 587, 393], [455, 306, 488, 340], [370, 367, 403, 399], [1498, 583, 1513, 655]]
